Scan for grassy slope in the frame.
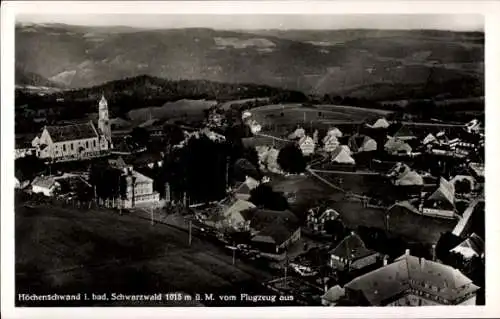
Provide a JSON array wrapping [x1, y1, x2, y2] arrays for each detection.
[[16, 203, 272, 304]]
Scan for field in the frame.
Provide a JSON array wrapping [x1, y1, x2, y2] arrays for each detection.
[[127, 99, 217, 123], [249, 104, 391, 136], [269, 174, 455, 244], [15, 202, 273, 306]]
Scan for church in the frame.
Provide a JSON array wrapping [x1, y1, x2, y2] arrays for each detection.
[[32, 96, 113, 162]]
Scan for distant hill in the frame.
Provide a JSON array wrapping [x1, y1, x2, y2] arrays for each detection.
[[15, 24, 484, 100]]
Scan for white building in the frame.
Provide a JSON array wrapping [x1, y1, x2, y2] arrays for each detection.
[[298, 136, 315, 156], [31, 176, 61, 196], [32, 96, 113, 162]]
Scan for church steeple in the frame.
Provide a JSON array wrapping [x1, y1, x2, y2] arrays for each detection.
[[98, 95, 112, 147]]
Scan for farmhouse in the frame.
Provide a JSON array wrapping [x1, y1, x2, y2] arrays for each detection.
[[328, 232, 380, 272], [240, 208, 301, 254], [421, 177, 456, 219], [323, 135, 340, 153], [219, 199, 256, 230], [306, 207, 340, 233], [450, 233, 484, 260], [367, 118, 390, 129], [330, 146, 355, 165], [348, 135, 377, 153], [387, 163, 423, 186], [343, 251, 479, 306], [384, 138, 412, 156], [31, 176, 61, 196], [32, 96, 113, 161], [298, 136, 316, 156]]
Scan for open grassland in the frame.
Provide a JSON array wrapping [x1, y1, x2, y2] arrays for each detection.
[[16, 202, 272, 306]]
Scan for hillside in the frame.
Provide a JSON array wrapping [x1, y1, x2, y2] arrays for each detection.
[[16, 24, 484, 100]]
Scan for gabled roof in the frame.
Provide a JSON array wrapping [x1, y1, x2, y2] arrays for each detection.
[[45, 122, 99, 143], [240, 209, 299, 245], [223, 199, 256, 219], [322, 285, 346, 303], [428, 177, 455, 206], [384, 138, 412, 153], [32, 176, 58, 189], [423, 133, 438, 145], [345, 254, 479, 306], [329, 233, 377, 260], [394, 125, 416, 139], [331, 146, 355, 164], [450, 233, 484, 259], [368, 118, 390, 129]]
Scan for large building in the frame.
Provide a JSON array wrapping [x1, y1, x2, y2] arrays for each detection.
[[343, 251, 479, 306], [32, 96, 113, 162]]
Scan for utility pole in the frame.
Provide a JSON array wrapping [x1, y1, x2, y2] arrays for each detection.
[[284, 250, 288, 289], [232, 241, 236, 265], [188, 220, 192, 246]]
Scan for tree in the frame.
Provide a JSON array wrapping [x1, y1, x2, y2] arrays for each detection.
[[15, 155, 46, 182], [131, 127, 150, 147], [455, 179, 472, 194], [277, 144, 306, 174], [89, 163, 125, 200], [435, 231, 462, 262], [163, 123, 185, 148], [249, 184, 289, 211]]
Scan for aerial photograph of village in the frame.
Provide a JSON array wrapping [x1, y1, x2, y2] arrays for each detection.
[[14, 13, 485, 307]]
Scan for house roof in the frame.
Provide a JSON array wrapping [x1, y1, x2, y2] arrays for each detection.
[[384, 138, 412, 153], [394, 125, 416, 139], [241, 209, 299, 245], [423, 133, 438, 145], [331, 146, 355, 164], [428, 177, 455, 206], [45, 122, 99, 143], [223, 199, 256, 219], [369, 118, 390, 129], [108, 157, 130, 170], [326, 127, 343, 138], [329, 233, 377, 260], [322, 285, 346, 303], [32, 176, 58, 189], [345, 254, 479, 306], [450, 233, 484, 258]]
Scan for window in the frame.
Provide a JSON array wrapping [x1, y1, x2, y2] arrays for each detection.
[[86, 141, 89, 148], [93, 140, 96, 148], [63, 144, 66, 152], [71, 143, 74, 151]]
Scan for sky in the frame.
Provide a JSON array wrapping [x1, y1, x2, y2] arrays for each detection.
[[16, 14, 484, 31]]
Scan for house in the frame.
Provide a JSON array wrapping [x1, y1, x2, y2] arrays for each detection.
[[298, 135, 315, 156], [343, 251, 480, 306], [330, 146, 355, 165], [393, 125, 416, 141], [450, 233, 484, 260], [109, 158, 160, 208], [219, 199, 256, 230], [323, 135, 340, 153], [348, 135, 377, 153], [384, 137, 412, 156], [31, 176, 61, 196], [121, 170, 160, 208], [465, 119, 482, 134], [422, 133, 438, 146], [421, 177, 456, 219], [367, 118, 390, 129], [15, 138, 36, 159], [325, 127, 343, 138], [329, 232, 380, 272], [306, 207, 340, 233], [32, 96, 113, 161], [111, 136, 145, 155], [387, 163, 423, 186], [240, 209, 301, 254], [321, 285, 346, 306], [288, 127, 306, 140]]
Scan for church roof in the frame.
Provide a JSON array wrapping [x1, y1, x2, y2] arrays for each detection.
[[45, 122, 99, 143]]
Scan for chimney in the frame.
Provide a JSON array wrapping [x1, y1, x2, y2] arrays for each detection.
[[405, 249, 410, 256], [431, 244, 436, 261]]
